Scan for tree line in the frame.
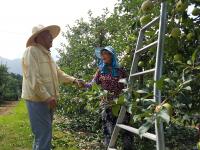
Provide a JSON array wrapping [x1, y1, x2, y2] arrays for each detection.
[[0, 64, 22, 102]]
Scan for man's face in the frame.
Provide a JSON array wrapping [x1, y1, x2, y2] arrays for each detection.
[[37, 31, 53, 49]]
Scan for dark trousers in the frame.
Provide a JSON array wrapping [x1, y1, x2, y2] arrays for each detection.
[[101, 107, 134, 150]]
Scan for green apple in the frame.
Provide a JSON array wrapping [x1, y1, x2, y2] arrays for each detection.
[[174, 54, 183, 62], [141, 0, 153, 13], [170, 27, 181, 38], [140, 15, 151, 26], [187, 60, 192, 65], [155, 105, 162, 113], [163, 103, 173, 117], [192, 7, 200, 16], [175, 0, 187, 12], [186, 32, 194, 41], [138, 61, 144, 67]]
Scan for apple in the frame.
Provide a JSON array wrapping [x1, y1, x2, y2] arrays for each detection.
[[187, 60, 192, 65], [138, 61, 144, 67], [155, 105, 162, 113], [170, 27, 181, 38], [175, 0, 187, 12], [186, 32, 194, 41], [174, 54, 183, 62], [141, 0, 153, 13], [192, 7, 200, 16], [140, 15, 151, 26], [163, 103, 173, 117]]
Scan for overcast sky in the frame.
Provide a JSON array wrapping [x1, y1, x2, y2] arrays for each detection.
[[0, 0, 117, 60]]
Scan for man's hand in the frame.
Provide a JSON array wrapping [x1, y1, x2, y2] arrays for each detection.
[[46, 97, 57, 110], [74, 79, 85, 88]]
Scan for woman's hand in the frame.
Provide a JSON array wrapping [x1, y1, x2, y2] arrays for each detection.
[[84, 83, 92, 88]]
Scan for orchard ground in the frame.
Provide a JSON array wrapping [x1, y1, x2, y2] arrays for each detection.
[[0, 100, 103, 150]]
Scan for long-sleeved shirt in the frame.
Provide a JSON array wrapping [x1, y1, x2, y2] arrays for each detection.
[[21, 44, 76, 102], [94, 68, 127, 106]]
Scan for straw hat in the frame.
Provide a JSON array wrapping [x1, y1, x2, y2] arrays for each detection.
[[26, 25, 60, 47]]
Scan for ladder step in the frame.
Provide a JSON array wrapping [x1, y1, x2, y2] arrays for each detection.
[[130, 68, 155, 77], [141, 16, 160, 31], [136, 41, 158, 54], [116, 124, 156, 141], [108, 148, 117, 150]]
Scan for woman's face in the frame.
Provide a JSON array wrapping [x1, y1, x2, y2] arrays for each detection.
[[101, 50, 112, 64]]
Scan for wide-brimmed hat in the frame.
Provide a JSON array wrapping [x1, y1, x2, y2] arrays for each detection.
[[26, 25, 60, 47], [95, 46, 116, 59]]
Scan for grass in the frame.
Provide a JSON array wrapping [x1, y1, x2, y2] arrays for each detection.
[[0, 100, 32, 150], [0, 100, 79, 150]]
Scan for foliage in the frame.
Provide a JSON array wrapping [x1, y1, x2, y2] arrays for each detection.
[[57, 0, 200, 149], [0, 64, 22, 101]]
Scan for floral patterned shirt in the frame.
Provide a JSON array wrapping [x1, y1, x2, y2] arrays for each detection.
[[94, 68, 127, 105]]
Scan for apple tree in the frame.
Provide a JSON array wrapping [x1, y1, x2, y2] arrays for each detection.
[[57, 0, 200, 149]]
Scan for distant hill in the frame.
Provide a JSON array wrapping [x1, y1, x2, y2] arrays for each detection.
[[0, 56, 22, 75]]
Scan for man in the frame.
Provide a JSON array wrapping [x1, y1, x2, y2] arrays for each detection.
[[21, 25, 84, 150]]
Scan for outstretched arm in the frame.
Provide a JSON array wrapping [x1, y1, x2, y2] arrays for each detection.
[[85, 69, 100, 88], [56, 66, 85, 88]]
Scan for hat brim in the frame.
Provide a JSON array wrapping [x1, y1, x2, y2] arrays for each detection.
[[26, 25, 60, 47], [95, 47, 114, 59]]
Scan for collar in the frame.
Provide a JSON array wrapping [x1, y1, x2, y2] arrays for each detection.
[[35, 43, 51, 55]]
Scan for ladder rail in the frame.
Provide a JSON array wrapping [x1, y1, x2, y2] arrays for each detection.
[[154, 2, 167, 150], [108, 106, 127, 148]]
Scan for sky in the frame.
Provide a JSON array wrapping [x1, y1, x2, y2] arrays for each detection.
[[0, 0, 117, 60]]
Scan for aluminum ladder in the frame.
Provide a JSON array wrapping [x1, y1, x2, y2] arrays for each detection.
[[108, 2, 167, 150]]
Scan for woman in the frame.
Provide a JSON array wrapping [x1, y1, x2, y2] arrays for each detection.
[[86, 46, 133, 150]]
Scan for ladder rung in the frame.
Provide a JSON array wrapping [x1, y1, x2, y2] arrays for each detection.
[[141, 16, 160, 31], [136, 41, 158, 54], [116, 124, 156, 141], [108, 148, 117, 150], [130, 69, 155, 77]]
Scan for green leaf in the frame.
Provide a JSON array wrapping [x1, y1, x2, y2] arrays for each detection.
[[138, 119, 154, 138], [118, 78, 128, 85], [112, 104, 121, 117], [117, 95, 125, 105], [127, 103, 133, 114], [191, 49, 199, 63], [157, 109, 170, 124], [92, 83, 100, 91], [164, 78, 176, 85], [183, 86, 191, 91], [155, 77, 165, 90], [136, 89, 148, 94], [182, 79, 192, 86]]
